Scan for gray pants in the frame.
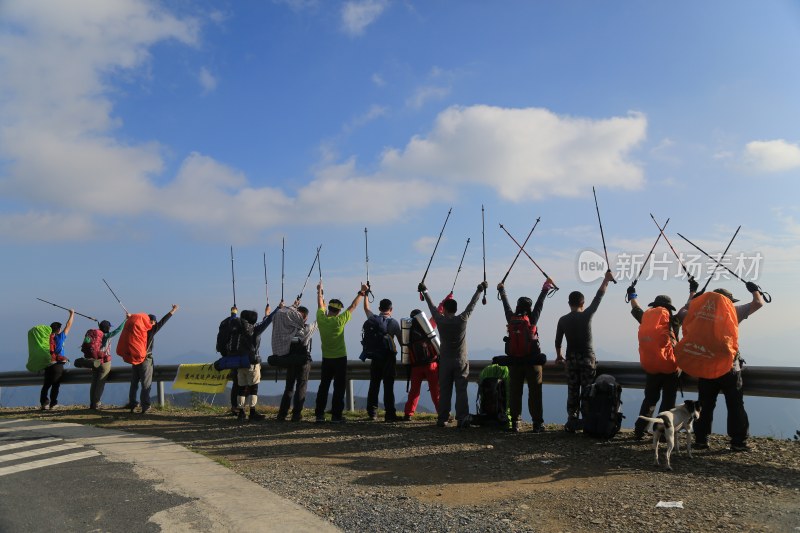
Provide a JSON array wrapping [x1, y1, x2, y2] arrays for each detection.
[[90, 361, 112, 407], [129, 358, 153, 408], [438, 357, 470, 424]]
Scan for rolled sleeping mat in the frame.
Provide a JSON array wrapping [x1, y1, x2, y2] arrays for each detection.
[[413, 310, 440, 355], [400, 318, 412, 364]]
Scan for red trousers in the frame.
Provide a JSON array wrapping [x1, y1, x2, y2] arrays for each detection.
[[404, 363, 440, 416]]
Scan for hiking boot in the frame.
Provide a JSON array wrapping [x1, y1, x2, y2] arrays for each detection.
[[237, 409, 246, 421], [403, 414, 412, 421], [228, 407, 239, 416], [40, 403, 48, 411], [564, 418, 578, 433], [384, 414, 400, 423], [531, 423, 546, 434], [140, 406, 150, 415], [633, 431, 646, 441], [90, 402, 103, 411], [123, 402, 139, 411], [368, 413, 378, 421], [436, 420, 448, 428], [49, 401, 59, 410], [694, 441, 709, 450], [291, 414, 303, 422], [330, 417, 346, 424], [730, 442, 751, 452], [315, 416, 325, 423], [456, 416, 472, 429], [249, 409, 266, 421]]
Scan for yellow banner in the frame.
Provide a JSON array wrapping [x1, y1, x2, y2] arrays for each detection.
[[173, 363, 230, 393]]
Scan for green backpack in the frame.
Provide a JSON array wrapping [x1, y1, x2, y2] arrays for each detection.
[[475, 363, 511, 428], [27, 325, 52, 372]]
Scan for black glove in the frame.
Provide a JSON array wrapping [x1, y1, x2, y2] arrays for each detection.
[[689, 277, 699, 293], [478, 280, 489, 291], [745, 281, 759, 293], [626, 285, 636, 297], [418, 282, 427, 293]]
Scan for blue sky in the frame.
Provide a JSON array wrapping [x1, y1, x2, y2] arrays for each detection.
[[1, 0, 799, 371]]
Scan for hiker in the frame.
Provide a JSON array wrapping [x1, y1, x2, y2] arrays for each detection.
[[125, 304, 178, 414], [362, 297, 402, 422], [691, 284, 764, 452], [234, 305, 276, 421], [89, 318, 126, 410], [498, 278, 554, 433], [627, 286, 683, 439], [403, 308, 442, 421], [555, 270, 614, 432], [314, 281, 367, 423], [419, 279, 488, 428], [222, 306, 241, 416], [272, 302, 318, 421], [40, 309, 74, 410]]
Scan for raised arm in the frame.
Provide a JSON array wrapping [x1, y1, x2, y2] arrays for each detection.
[[497, 282, 513, 319], [530, 278, 553, 325], [347, 282, 368, 314], [63, 310, 75, 335]]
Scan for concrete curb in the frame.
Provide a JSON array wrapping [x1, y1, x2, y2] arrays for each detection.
[[0, 419, 340, 532]]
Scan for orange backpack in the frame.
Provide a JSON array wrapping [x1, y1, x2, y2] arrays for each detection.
[[638, 307, 678, 374], [116, 313, 153, 365], [674, 292, 739, 379]]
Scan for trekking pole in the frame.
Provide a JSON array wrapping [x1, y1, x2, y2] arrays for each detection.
[[481, 204, 487, 305], [626, 218, 670, 303], [35, 298, 98, 322], [419, 207, 452, 301], [499, 224, 559, 297], [497, 217, 540, 300], [592, 186, 617, 283], [695, 226, 741, 295], [281, 237, 285, 302], [102, 278, 129, 314], [297, 245, 321, 301], [450, 238, 471, 294], [364, 227, 374, 302], [650, 214, 695, 281], [264, 252, 269, 306], [230, 246, 237, 308], [678, 230, 771, 303], [317, 245, 323, 296]]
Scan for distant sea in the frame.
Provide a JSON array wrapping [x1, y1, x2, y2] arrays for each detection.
[[1, 380, 797, 439]]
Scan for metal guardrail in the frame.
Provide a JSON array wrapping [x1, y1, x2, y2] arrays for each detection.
[[1, 361, 798, 407]]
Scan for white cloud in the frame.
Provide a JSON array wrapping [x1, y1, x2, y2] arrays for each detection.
[[413, 236, 439, 255], [274, 0, 320, 12], [742, 139, 800, 173], [406, 85, 451, 110], [379, 105, 647, 201], [0, 211, 95, 242], [198, 66, 217, 93], [371, 73, 386, 87], [341, 0, 389, 36]]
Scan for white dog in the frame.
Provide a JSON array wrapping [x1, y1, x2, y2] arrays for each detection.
[[638, 400, 702, 471]]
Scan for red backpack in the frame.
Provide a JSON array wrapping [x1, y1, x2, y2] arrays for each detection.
[[81, 329, 104, 360], [504, 315, 538, 358]]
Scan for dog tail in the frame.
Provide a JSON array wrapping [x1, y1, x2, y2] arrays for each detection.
[[638, 416, 662, 425]]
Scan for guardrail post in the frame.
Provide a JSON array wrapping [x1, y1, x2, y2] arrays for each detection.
[[346, 379, 354, 412], [157, 380, 165, 407]]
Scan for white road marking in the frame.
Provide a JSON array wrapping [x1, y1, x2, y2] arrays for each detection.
[[0, 450, 101, 477], [0, 437, 60, 451], [0, 442, 83, 463]]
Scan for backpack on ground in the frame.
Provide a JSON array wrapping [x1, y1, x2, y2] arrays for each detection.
[[472, 364, 510, 428], [504, 315, 540, 359], [81, 329, 104, 360], [26, 325, 52, 372], [674, 292, 739, 379], [582, 374, 624, 439], [116, 313, 152, 365], [638, 307, 679, 374], [360, 315, 397, 360]]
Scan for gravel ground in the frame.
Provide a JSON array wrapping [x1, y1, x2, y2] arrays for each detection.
[[3, 405, 799, 532]]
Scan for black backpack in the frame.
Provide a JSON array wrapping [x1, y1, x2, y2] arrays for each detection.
[[216, 316, 242, 357], [582, 374, 624, 439], [408, 323, 437, 365], [476, 377, 507, 423], [361, 315, 397, 359]]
